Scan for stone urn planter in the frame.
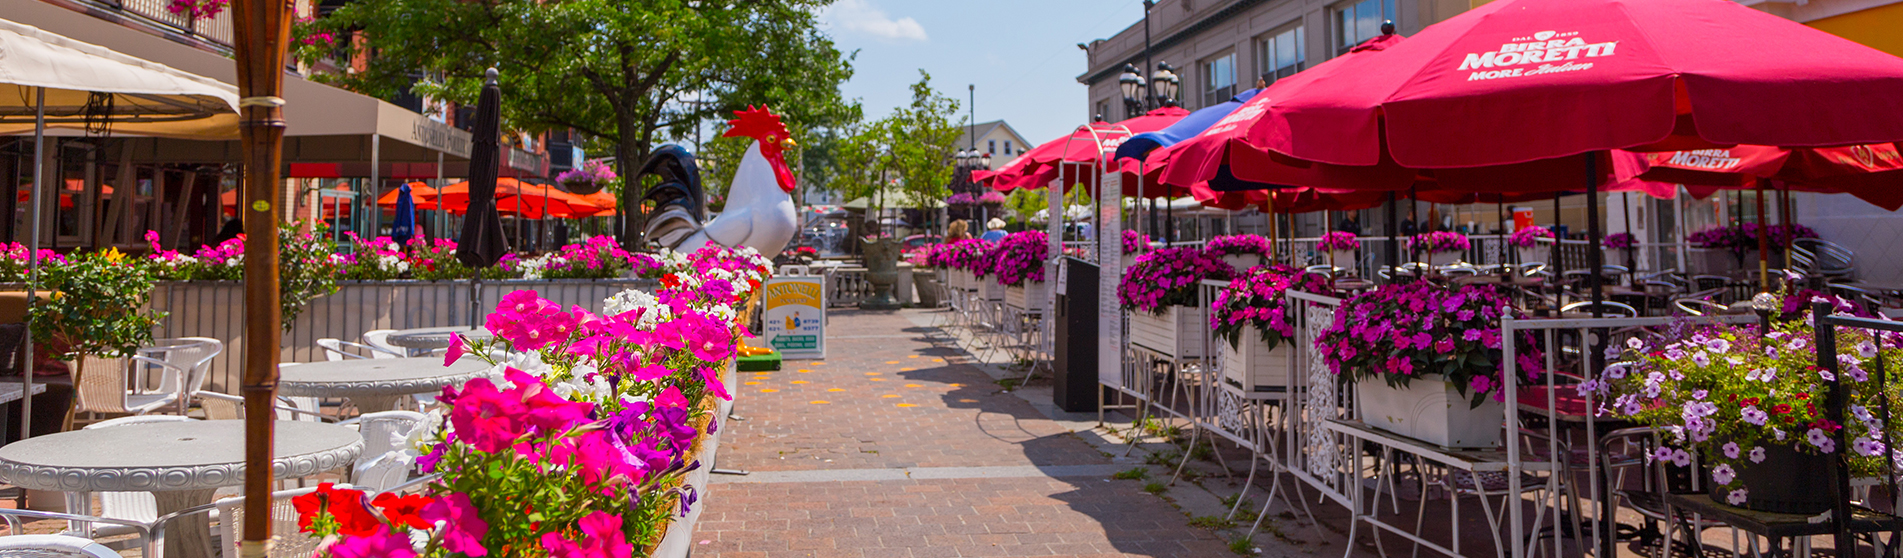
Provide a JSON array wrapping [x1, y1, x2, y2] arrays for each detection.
[[914, 270, 945, 308], [860, 237, 903, 310]]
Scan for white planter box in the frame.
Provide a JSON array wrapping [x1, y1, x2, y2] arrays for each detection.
[[1426, 252, 1461, 266], [1329, 250, 1356, 268], [650, 365, 735, 558], [981, 277, 1005, 301], [1220, 254, 1262, 273], [1004, 281, 1050, 311], [1128, 305, 1207, 359], [1220, 325, 1293, 393], [950, 269, 973, 291], [1355, 375, 1504, 449], [1517, 247, 1547, 265]]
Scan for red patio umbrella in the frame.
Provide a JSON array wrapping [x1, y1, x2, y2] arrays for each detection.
[[1240, 0, 1903, 169], [982, 107, 1190, 192], [378, 182, 439, 210]]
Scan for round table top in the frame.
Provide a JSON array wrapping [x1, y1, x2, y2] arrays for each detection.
[[278, 357, 491, 397], [385, 326, 494, 349], [0, 420, 362, 493]]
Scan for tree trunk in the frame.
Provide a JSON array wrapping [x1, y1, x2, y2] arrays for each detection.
[[614, 114, 645, 249]]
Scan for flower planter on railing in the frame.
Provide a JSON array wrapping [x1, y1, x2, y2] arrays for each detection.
[[1003, 280, 1049, 311], [1128, 305, 1206, 359], [1219, 254, 1263, 273], [1355, 375, 1504, 449], [1219, 325, 1291, 393]]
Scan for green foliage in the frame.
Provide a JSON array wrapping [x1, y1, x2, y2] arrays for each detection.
[[1141, 482, 1168, 495], [1229, 536, 1257, 555], [1144, 450, 1180, 466], [1188, 516, 1233, 529], [31, 250, 163, 358], [1112, 467, 1149, 481], [278, 223, 343, 331], [1004, 189, 1045, 226], [830, 71, 963, 220], [308, 0, 856, 190]]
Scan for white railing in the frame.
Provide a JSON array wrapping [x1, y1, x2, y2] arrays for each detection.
[[151, 278, 658, 393]]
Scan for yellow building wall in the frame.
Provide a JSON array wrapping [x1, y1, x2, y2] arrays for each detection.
[[1805, 3, 1903, 58]]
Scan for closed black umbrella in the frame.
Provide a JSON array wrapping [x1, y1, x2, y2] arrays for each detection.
[[457, 68, 508, 269]]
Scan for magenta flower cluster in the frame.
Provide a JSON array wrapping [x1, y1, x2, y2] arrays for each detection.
[[946, 193, 976, 206], [1508, 226, 1552, 248], [989, 231, 1049, 286], [1317, 231, 1360, 252], [1118, 247, 1234, 313], [978, 191, 1008, 205], [1318, 282, 1542, 405], [1211, 265, 1333, 351], [925, 239, 994, 274], [555, 159, 618, 193], [1602, 232, 1636, 250], [1122, 230, 1151, 255], [1205, 234, 1271, 259], [1408, 231, 1470, 254], [1690, 224, 1819, 252]]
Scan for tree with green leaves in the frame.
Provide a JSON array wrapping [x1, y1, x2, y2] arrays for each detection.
[[303, 0, 857, 189], [884, 71, 964, 236]]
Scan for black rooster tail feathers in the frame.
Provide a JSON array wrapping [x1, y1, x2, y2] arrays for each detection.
[[626, 143, 705, 250]]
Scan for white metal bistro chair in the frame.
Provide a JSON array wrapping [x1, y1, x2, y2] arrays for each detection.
[[314, 338, 402, 361], [339, 411, 426, 491], [358, 330, 406, 358], [0, 534, 124, 558], [206, 485, 354, 558]]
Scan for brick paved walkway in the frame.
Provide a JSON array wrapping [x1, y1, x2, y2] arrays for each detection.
[[692, 309, 1234, 558]]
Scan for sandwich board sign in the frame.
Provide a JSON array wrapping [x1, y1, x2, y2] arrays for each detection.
[[762, 265, 826, 358]]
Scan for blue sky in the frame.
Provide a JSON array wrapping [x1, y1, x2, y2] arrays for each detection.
[[816, 0, 1148, 146]]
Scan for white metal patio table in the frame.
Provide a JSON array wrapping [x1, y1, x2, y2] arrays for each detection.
[[0, 420, 362, 558], [278, 357, 489, 413], [383, 326, 494, 353], [1325, 419, 1560, 558]]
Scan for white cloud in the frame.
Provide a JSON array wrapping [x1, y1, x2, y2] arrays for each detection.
[[821, 0, 928, 43]]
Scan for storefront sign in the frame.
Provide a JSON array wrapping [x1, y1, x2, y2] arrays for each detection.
[[763, 267, 826, 358]]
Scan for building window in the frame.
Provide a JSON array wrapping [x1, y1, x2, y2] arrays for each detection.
[[1257, 25, 1305, 86], [1335, 0, 1396, 55], [988, 139, 996, 154], [1096, 99, 1110, 121], [1003, 141, 1012, 154], [1201, 52, 1236, 108]]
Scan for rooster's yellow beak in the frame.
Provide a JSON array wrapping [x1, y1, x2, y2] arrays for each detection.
[[781, 137, 799, 150]]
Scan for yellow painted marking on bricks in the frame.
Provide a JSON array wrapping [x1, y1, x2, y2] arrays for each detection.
[[865, 372, 881, 376], [760, 388, 779, 393], [905, 384, 923, 388], [958, 399, 979, 403], [900, 368, 916, 372], [908, 355, 919, 358], [744, 381, 761, 386], [828, 388, 846, 392], [797, 369, 811, 373], [811, 400, 830, 404], [791, 380, 809, 384], [882, 394, 900, 398], [896, 403, 918, 408], [933, 358, 944, 362], [869, 378, 886, 382], [885, 361, 900, 364]]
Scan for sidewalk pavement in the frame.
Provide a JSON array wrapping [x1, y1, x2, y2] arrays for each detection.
[[690, 308, 1335, 558]]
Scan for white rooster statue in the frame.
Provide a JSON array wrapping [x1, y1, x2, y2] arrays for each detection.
[[636, 105, 798, 256]]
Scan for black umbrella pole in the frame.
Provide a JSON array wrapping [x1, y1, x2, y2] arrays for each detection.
[[1586, 154, 1603, 315], [1386, 191, 1399, 284]]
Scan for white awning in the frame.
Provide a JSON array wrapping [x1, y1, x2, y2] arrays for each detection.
[[0, 17, 238, 139]]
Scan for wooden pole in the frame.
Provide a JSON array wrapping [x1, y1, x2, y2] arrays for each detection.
[[232, 0, 292, 554]]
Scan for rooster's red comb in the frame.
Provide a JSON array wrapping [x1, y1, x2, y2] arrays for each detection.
[[722, 105, 790, 143]]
